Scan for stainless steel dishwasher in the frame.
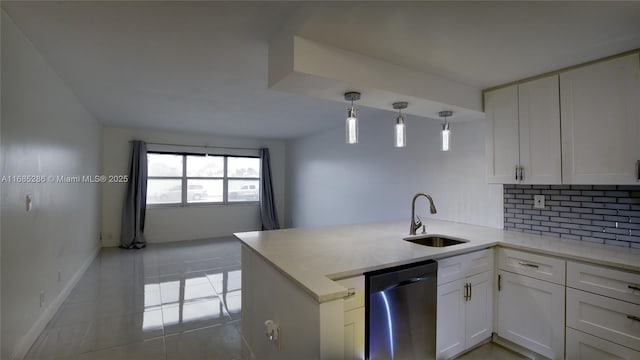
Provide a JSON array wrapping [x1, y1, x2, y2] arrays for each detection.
[[365, 259, 437, 360]]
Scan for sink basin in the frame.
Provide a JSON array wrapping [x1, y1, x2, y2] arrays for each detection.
[[404, 235, 468, 247]]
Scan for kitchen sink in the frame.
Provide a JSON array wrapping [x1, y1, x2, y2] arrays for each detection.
[[404, 235, 468, 247]]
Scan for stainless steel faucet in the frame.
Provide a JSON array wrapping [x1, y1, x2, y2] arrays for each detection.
[[410, 193, 437, 235]]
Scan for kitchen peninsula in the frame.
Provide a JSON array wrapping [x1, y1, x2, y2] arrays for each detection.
[[235, 219, 640, 360]]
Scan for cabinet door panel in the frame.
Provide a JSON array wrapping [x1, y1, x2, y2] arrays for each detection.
[[436, 279, 465, 359], [518, 75, 561, 184], [560, 53, 640, 184], [485, 85, 520, 184], [465, 271, 493, 348], [497, 271, 565, 359]]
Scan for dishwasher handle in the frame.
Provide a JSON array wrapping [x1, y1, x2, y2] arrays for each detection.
[[366, 259, 437, 293], [382, 275, 435, 291]]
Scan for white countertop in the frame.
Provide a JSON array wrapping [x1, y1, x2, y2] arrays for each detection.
[[234, 219, 640, 303]]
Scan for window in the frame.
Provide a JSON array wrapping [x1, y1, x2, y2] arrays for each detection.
[[227, 157, 260, 202], [146, 152, 260, 206]]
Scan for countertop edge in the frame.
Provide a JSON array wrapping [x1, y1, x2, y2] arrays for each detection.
[[238, 239, 344, 303]]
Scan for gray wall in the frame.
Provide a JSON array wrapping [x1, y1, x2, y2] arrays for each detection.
[[504, 185, 640, 248], [286, 111, 503, 229], [1, 11, 102, 359]]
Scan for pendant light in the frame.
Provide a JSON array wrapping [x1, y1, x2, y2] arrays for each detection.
[[344, 92, 361, 144], [439, 110, 453, 152], [392, 102, 408, 148]]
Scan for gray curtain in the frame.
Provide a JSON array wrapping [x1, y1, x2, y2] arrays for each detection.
[[120, 140, 148, 249], [259, 148, 280, 230]]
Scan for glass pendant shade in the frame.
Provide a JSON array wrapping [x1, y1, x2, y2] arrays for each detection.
[[392, 102, 408, 148], [394, 115, 406, 147], [346, 107, 358, 144], [441, 122, 450, 152]]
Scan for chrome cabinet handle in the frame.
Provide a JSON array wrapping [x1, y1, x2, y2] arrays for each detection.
[[464, 283, 469, 301], [498, 274, 502, 291], [628, 315, 640, 322], [518, 261, 539, 269], [515, 166, 519, 181], [629, 285, 640, 292], [520, 167, 525, 181], [469, 283, 472, 300], [637, 160, 640, 181]]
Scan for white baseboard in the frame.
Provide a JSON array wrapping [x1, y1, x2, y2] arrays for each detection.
[[492, 333, 548, 360], [11, 246, 101, 360], [240, 335, 257, 360]]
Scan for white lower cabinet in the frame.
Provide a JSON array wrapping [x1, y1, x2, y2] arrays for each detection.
[[344, 307, 365, 360], [436, 264, 493, 359], [338, 250, 640, 360], [437, 279, 466, 358], [566, 288, 640, 351], [437, 274, 493, 360], [465, 271, 493, 348], [336, 276, 365, 360], [566, 260, 640, 359], [496, 270, 565, 359]]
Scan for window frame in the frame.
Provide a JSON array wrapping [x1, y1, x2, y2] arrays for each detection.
[[146, 151, 260, 207]]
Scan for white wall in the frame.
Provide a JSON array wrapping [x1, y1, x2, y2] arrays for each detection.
[[1, 11, 102, 360], [286, 111, 503, 229], [102, 126, 286, 246]]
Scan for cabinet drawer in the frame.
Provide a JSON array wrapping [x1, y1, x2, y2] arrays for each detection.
[[498, 248, 565, 285], [567, 261, 640, 305], [438, 248, 494, 285], [567, 288, 640, 351], [566, 328, 640, 360], [336, 276, 365, 311]]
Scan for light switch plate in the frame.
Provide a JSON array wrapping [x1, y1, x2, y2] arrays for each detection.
[[534, 195, 545, 209], [26, 194, 33, 212]]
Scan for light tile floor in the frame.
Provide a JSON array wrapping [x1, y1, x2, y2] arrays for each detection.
[[457, 342, 528, 360], [25, 237, 243, 360]]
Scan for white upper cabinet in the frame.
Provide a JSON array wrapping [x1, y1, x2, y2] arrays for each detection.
[[485, 75, 561, 184], [485, 85, 520, 183], [518, 75, 562, 184], [560, 53, 640, 184]]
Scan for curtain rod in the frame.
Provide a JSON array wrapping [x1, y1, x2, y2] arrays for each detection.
[[128, 140, 261, 151]]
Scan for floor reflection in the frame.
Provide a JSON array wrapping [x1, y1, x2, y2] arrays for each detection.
[[143, 267, 241, 331], [26, 237, 243, 360]]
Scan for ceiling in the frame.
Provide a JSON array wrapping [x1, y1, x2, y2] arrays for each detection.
[[3, 1, 640, 139]]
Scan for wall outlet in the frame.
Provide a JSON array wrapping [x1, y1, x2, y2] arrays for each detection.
[[39, 291, 45, 308], [58, 271, 62, 283], [534, 195, 545, 209]]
